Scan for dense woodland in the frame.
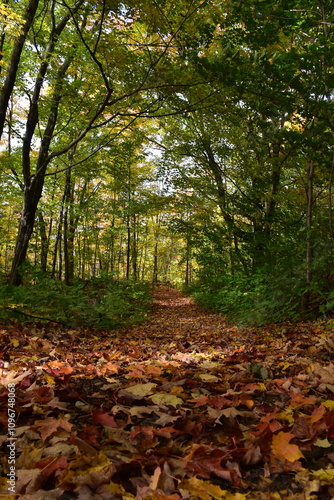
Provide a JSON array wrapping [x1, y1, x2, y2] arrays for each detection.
[[0, 0, 334, 325]]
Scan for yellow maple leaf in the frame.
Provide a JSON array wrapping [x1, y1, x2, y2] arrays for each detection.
[[311, 468, 334, 484], [314, 437, 332, 448], [271, 432, 304, 463], [149, 393, 183, 407], [43, 372, 56, 385], [180, 477, 248, 500], [124, 382, 157, 397], [104, 482, 127, 495], [197, 373, 220, 382], [179, 477, 226, 500]]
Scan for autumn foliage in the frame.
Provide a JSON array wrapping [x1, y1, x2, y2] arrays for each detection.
[[1, 286, 334, 499]]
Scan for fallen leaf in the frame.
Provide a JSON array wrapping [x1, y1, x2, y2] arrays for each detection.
[[92, 409, 118, 427], [149, 393, 183, 407], [124, 382, 157, 396], [179, 477, 227, 500], [33, 416, 72, 441], [271, 432, 304, 463], [197, 373, 220, 382]]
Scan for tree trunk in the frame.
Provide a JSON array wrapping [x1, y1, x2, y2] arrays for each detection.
[[302, 159, 314, 310], [184, 237, 191, 286], [51, 190, 66, 279], [152, 241, 159, 284], [63, 167, 75, 285], [38, 211, 49, 273], [328, 154, 334, 267], [8, 1, 108, 285], [132, 214, 138, 280], [126, 215, 131, 279], [9, 179, 44, 285], [203, 139, 250, 273], [9, 53, 72, 285], [109, 215, 115, 274]]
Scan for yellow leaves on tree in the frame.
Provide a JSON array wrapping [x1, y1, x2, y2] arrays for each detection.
[[0, 4, 24, 38]]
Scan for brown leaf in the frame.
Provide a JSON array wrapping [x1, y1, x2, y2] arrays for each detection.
[[33, 416, 72, 441]]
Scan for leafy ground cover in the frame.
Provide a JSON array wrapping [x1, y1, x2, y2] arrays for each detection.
[[1, 285, 334, 499]]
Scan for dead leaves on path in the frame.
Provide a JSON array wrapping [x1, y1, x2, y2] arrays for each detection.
[[0, 287, 334, 499]]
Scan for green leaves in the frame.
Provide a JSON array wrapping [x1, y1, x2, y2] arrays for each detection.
[[0, 272, 152, 329]]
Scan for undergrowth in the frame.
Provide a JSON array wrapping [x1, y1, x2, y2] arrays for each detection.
[[186, 270, 330, 326], [0, 267, 152, 329]]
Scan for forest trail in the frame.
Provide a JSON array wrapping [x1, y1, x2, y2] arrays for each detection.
[[122, 285, 236, 353], [1, 287, 334, 499]]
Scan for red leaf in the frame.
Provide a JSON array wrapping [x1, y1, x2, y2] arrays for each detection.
[[35, 456, 68, 478], [92, 409, 118, 427]]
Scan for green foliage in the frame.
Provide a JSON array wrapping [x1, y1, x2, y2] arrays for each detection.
[[189, 266, 306, 326], [0, 267, 152, 329], [186, 217, 334, 325]]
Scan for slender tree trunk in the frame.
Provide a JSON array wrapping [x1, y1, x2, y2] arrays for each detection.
[[92, 232, 100, 277], [203, 139, 250, 273], [77, 234, 82, 279], [184, 237, 191, 286], [117, 236, 123, 278], [8, 0, 107, 285], [328, 154, 334, 267], [108, 215, 115, 274], [63, 207, 70, 283], [38, 211, 49, 273], [138, 222, 149, 280], [302, 159, 315, 310], [132, 214, 138, 280], [81, 233, 87, 280], [152, 241, 159, 284], [126, 215, 131, 279], [51, 192, 66, 279], [63, 167, 76, 285], [58, 226, 63, 281], [51, 226, 60, 279]]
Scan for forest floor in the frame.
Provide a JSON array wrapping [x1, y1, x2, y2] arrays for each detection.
[[1, 285, 334, 499]]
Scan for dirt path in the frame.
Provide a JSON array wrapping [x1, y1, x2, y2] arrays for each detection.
[[133, 285, 227, 334], [121, 285, 240, 357]]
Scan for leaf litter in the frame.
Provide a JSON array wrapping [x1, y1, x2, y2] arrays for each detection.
[[0, 285, 334, 499]]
